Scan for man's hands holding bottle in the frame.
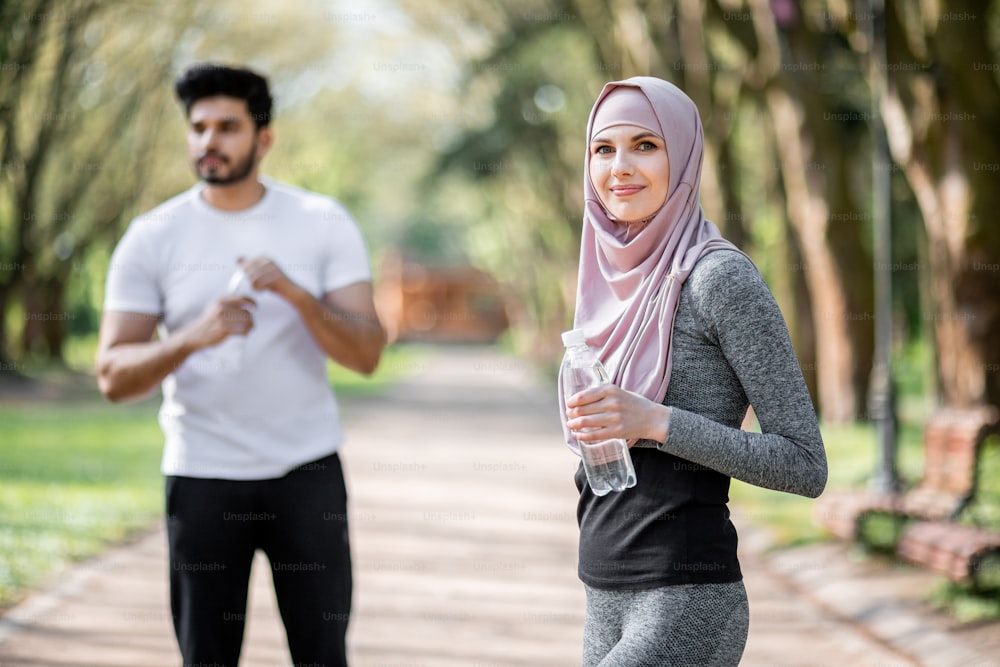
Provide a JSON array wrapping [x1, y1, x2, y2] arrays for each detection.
[[238, 255, 298, 300], [187, 254, 294, 352]]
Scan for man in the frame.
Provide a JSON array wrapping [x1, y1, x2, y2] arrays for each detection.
[[96, 63, 385, 667]]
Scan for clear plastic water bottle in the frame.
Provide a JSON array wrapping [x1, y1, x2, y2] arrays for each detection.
[[198, 268, 254, 374], [561, 328, 637, 496]]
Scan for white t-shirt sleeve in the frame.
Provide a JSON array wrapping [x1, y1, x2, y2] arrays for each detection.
[[103, 220, 163, 314], [321, 201, 373, 293]]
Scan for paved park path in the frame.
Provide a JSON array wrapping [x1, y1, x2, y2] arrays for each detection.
[[0, 345, 996, 666]]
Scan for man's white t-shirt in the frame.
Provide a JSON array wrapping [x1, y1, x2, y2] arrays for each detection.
[[104, 178, 372, 480]]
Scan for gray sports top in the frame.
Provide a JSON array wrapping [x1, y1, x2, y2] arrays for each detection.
[[576, 249, 828, 589]]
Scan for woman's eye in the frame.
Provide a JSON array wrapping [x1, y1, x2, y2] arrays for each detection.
[[593, 145, 613, 155], [638, 141, 657, 151]]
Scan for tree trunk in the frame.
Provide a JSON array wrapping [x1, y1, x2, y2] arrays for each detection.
[[883, 95, 986, 406], [767, 88, 858, 423], [0, 286, 15, 371], [20, 277, 69, 363], [883, 0, 1000, 407]]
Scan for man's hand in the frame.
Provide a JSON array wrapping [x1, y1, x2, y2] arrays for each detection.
[[238, 256, 296, 298], [236, 255, 385, 375], [187, 295, 257, 350], [96, 297, 255, 404]]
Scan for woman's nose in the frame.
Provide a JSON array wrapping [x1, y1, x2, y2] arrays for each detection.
[[611, 151, 634, 176]]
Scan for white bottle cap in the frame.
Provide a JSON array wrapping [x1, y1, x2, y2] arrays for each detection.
[[561, 328, 587, 348], [226, 268, 252, 296]]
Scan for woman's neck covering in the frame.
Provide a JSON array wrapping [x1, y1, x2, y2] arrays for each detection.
[[559, 76, 742, 450]]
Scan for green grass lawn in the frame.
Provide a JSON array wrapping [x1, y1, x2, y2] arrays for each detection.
[[0, 341, 426, 609], [0, 398, 164, 607]]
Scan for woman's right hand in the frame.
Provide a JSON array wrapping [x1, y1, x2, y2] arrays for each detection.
[[566, 384, 671, 445]]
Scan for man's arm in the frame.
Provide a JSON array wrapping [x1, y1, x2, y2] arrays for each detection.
[[283, 281, 386, 375], [238, 256, 385, 375], [96, 296, 256, 403]]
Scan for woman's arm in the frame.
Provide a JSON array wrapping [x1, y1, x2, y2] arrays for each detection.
[[566, 251, 827, 498], [658, 252, 827, 498]]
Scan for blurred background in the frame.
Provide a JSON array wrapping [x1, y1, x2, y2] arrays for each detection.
[[2, 0, 1000, 638]]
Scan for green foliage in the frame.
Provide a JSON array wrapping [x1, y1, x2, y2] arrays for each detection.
[[930, 580, 1000, 622], [965, 435, 1000, 532], [0, 0, 398, 358], [856, 512, 907, 552], [414, 14, 606, 358]]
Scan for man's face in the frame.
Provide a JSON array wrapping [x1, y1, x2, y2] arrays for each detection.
[[186, 96, 270, 186]]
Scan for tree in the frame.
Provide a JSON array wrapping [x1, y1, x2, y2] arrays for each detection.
[[882, 0, 1000, 406], [0, 0, 197, 365], [0, 0, 344, 367], [408, 0, 876, 421]]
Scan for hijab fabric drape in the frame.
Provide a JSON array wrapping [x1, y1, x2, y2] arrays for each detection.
[[559, 77, 741, 451]]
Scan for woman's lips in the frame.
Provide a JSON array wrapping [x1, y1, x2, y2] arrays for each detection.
[[610, 185, 644, 196]]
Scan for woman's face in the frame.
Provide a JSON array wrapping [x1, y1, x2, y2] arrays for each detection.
[[588, 123, 670, 224]]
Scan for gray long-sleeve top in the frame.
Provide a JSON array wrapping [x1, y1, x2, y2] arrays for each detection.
[[576, 249, 827, 589]]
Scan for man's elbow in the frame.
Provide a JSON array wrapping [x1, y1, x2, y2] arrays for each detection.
[[356, 341, 384, 376], [358, 325, 387, 375], [96, 358, 133, 404], [97, 370, 127, 404]]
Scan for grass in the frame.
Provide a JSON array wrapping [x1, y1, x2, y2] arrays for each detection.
[[0, 338, 427, 609], [0, 398, 164, 607]]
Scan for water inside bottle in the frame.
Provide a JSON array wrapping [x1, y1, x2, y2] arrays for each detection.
[[580, 440, 636, 494], [566, 364, 610, 391], [561, 349, 637, 495]]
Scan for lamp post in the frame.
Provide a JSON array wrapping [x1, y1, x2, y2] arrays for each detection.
[[867, 0, 900, 494]]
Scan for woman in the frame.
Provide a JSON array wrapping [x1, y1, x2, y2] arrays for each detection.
[[559, 77, 827, 666]]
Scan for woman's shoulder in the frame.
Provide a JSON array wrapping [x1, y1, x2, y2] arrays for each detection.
[[683, 247, 778, 327], [686, 248, 761, 292]]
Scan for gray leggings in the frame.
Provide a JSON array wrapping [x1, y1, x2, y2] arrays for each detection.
[[583, 581, 749, 666]]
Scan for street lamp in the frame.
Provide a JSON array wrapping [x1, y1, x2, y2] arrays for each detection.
[[866, 0, 900, 494]]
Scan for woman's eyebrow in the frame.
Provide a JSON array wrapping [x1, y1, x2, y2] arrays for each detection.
[[590, 131, 661, 143]]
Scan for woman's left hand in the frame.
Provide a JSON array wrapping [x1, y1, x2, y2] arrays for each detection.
[[565, 384, 670, 444]]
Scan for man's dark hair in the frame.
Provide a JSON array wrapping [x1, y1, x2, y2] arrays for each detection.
[[174, 63, 273, 129]]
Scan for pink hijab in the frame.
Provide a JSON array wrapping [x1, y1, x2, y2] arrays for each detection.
[[559, 77, 739, 448]]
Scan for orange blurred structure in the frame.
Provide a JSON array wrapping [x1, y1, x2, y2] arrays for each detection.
[[374, 252, 509, 344]]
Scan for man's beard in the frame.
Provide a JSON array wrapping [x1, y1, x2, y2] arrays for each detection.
[[197, 137, 258, 185]]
